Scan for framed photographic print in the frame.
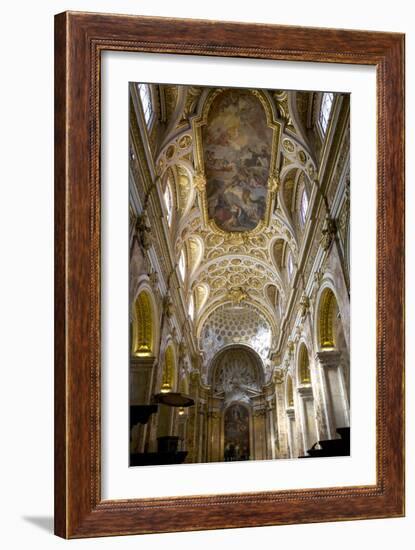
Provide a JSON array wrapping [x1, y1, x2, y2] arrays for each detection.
[[54, 11, 405, 538]]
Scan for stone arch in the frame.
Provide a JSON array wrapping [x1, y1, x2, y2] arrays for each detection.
[[160, 342, 177, 393], [295, 341, 318, 453], [297, 342, 311, 384], [132, 287, 156, 357], [186, 235, 204, 279], [318, 287, 338, 350], [209, 344, 265, 390], [265, 283, 279, 313], [272, 237, 295, 286], [314, 271, 350, 353], [193, 283, 209, 315], [314, 283, 350, 436]]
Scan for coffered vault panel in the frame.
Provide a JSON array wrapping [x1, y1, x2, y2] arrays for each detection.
[[199, 304, 272, 366]]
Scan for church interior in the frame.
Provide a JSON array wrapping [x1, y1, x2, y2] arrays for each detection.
[[129, 82, 350, 466]]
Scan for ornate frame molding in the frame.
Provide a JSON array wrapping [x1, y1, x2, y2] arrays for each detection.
[[55, 11, 404, 538]]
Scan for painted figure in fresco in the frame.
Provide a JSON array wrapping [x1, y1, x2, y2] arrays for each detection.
[[203, 90, 272, 232]]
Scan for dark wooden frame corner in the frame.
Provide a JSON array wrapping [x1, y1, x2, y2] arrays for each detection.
[[54, 11, 405, 538]]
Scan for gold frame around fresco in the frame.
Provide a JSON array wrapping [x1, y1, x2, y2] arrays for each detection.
[[191, 88, 282, 238]]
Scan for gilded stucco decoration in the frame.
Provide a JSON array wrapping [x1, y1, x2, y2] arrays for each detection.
[[176, 164, 194, 215], [156, 132, 194, 177], [186, 236, 203, 276], [194, 283, 209, 313]]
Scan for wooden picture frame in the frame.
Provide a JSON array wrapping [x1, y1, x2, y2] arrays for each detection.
[[54, 11, 405, 538]]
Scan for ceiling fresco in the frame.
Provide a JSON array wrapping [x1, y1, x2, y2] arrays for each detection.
[[202, 91, 272, 232], [153, 84, 316, 377]]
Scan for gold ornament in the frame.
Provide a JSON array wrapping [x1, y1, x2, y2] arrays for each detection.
[[226, 287, 249, 305]]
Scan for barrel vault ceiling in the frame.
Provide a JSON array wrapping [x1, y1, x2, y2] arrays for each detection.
[[154, 85, 317, 380]]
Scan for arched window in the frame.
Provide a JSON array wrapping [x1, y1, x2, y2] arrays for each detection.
[[178, 250, 186, 281], [300, 188, 309, 226], [188, 294, 194, 321], [137, 83, 153, 127], [319, 92, 334, 135], [287, 251, 294, 279], [133, 290, 154, 356], [299, 344, 311, 384], [286, 375, 294, 407], [319, 288, 337, 349], [163, 179, 173, 226]]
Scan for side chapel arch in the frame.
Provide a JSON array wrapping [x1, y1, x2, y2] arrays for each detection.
[[314, 284, 350, 436], [318, 287, 338, 350], [132, 288, 156, 357], [160, 342, 177, 393], [297, 342, 311, 384]]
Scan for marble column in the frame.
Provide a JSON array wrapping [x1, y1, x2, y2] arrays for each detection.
[[316, 350, 349, 440], [297, 385, 318, 454], [185, 373, 200, 463], [130, 355, 156, 453], [197, 402, 206, 463], [252, 408, 267, 460], [207, 407, 221, 463], [286, 407, 297, 458], [266, 399, 277, 459], [274, 382, 289, 458]]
